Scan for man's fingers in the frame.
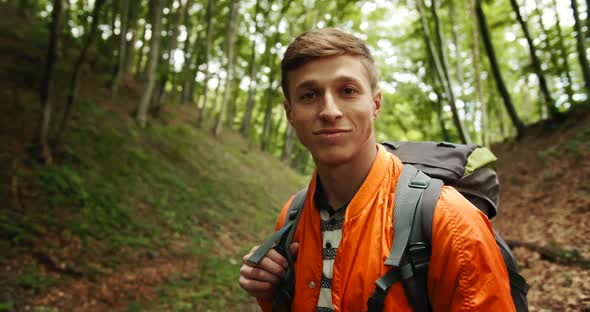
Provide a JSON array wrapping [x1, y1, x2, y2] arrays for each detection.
[[264, 248, 288, 269], [240, 265, 281, 284], [239, 275, 274, 293], [289, 242, 299, 258]]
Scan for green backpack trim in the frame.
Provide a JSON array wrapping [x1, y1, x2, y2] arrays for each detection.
[[465, 147, 497, 176]]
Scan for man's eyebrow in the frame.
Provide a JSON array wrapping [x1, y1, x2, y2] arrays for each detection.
[[294, 76, 363, 91], [294, 80, 318, 91], [333, 75, 362, 85]]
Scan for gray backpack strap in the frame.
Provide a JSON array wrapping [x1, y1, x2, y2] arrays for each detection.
[[246, 188, 307, 312], [367, 165, 433, 312], [402, 178, 443, 312], [248, 188, 307, 265], [385, 165, 431, 267], [271, 188, 307, 312]]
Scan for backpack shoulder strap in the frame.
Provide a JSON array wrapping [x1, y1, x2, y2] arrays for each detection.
[[247, 188, 307, 264], [368, 164, 436, 312], [402, 177, 443, 312]]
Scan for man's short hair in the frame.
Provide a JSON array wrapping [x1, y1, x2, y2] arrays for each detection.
[[281, 28, 379, 100]]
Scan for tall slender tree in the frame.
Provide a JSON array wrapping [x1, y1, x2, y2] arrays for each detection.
[[510, 0, 558, 118], [469, 0, 487, 145], [111, 0, 130, 95], [135, 0, 163, 127], [196, 0, 215, 127], [151, 0, 185, 115], [536, 0, 575, 106], [549, 0, 576, 105], [570, 0, 590, 98], [261, 0, 293, 151], [53, 0, 107, 145], [416, 0, 470, 143], [241, 0, 263, 139], [38, 0, 63, 164], [475, 0, 525, 138], [213, 0, 240, 137], [430, 0, 470, 143]]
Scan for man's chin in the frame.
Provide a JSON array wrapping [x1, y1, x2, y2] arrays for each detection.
[[312, 149, 353, 168]]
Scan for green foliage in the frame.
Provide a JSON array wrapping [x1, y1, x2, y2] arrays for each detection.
[[157, 258, 248, 311], [17, 268, 55, 294], [38, 166, 89, 208], [0, 301, 14, 311]]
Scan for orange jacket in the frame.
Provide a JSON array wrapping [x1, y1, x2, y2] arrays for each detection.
[[258, 144, 515, 311]]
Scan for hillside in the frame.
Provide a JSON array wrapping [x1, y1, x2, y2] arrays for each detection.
[[1, 6, 590, 311], [492, 108, 590, 311], [0, 10, 307, 311]]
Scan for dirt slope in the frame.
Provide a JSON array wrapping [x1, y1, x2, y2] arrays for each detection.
[[492, 107, 590, 311]]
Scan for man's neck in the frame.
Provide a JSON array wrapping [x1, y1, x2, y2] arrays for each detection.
[[315, 142, 379, 210]]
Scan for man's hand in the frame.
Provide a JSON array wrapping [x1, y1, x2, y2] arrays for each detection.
[[239, 242, 300, 300]]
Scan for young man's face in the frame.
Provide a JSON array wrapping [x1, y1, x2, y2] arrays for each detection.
[[284, 54, 382, 167]]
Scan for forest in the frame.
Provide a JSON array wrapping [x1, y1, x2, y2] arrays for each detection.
[[0, 0, 589, 310]]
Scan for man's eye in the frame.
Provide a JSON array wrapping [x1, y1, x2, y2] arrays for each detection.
[[300, 92, 316, 101], [342, 87, 358, 95]]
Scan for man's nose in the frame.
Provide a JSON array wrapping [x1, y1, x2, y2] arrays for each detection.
[[319, 92, 343, 121]]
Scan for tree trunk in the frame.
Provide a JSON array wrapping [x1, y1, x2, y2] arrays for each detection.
[[570, 0, 590, 98], [475, 0, 525, 138], [134, 22, 147, 76], [53, 0, 107, 146], [226, 77, 240, 129], [261, 0, 294, 151], [281, 125, 295, 162], [183, 30, 203, 104], [430, 0, 470, 143], [510, 0, 558, 118], [123, 1, 138, 75], [469, 0, 487, 146], [196, 0, 215, 127], [416, 0, 470, 144], [448, 0, 464, 88], [536, 0, 573, 107], [180, 0, 196, 104], [213, 0, 240, 137], [38, 0, 63, 165], [550, 0, 575, 106], [240, 0, 262, 139], [111, 0, 130, 95], [151, 0, 184, 115], [135, 0, 163, 128]]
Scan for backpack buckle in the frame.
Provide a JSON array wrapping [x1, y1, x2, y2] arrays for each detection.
[[408, 242, 430, 271]]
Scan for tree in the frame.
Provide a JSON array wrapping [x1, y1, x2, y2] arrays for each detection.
[[570, 0, 590, 98], [213, 0, 241, 137], [468, 0, 487, 145], [135, 0, 163, 127], [54, 0, 107, 146], [111, 0, 130, 95], [38, 0, 63, 164], [261, 0, 293, 151], [240, 0, 263, 139], [549, 0, 575, 106], [151, 0, 185, 115], [416, 0, 470, 144], [196, 0, 215, 127], [475, 0, 525, 138], [510, 0, 558, 118]]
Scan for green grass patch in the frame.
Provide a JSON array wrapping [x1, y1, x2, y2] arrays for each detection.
[[17, 268, 55, 295], [156, 258, 250, 311]]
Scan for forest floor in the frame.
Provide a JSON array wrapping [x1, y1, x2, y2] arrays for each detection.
[[1, 5, 590, 311], [492, 108, 590, 311]]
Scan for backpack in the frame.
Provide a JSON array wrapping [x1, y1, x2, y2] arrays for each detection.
[[248, 141, 529, 312]]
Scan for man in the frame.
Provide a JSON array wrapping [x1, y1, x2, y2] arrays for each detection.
[[239, 28, 514, 311]]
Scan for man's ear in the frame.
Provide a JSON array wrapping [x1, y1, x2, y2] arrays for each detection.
[[284, 99, 293, 126], [373, 91, 382, 119]]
